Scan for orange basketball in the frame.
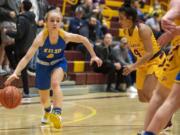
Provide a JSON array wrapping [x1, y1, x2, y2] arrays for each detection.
[[0, 86, 22, 109]]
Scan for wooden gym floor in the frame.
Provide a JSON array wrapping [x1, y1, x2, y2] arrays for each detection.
[[0, 92, 180, 135]]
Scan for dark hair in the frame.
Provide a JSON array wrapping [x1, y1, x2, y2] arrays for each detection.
[[22, 0, 32, 11], [153, 12, 159, 17], [75, 6, 84, 13], [47, 5, 57, 12], [119, 0, 137, 23]]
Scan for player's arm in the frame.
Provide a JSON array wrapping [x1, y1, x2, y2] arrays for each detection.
[[164, 0, 180, 21], [64, 32, 102, 67], [158, 0, 180, 46], [133, 24, 154, 69], [157, 26, 180, 47], [64, 32, 96, 57], [161, 0, 180, 32]]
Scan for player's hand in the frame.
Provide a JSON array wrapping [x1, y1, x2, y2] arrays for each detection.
[[157, 32, 174, 47], [114, 63, 121, 70], [4, 73, 19, 86], [9, 11, 16, 18], [90, 56, 102, 67], [161, 18, 176, 32], [123, 64, 136, 76]]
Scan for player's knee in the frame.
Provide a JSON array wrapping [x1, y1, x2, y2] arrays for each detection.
[[138, 96, 148, 102], [138, 90, 149, 102], [51, 81, 60, 90], [153, 89, 165, 102], [138, 94, 148, 103]]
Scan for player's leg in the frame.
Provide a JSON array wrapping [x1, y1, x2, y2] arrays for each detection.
[[136, 68, 148, 102], [36, 63, 52, 125], [145, 76, 180, 134], [143, 82, 170, 131], [142, 74, 157, 102], [49, 67, 64, 129], [39, 90, 51, 124]]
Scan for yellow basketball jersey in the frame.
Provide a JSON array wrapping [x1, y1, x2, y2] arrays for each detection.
[[124, 26, 160, 60]]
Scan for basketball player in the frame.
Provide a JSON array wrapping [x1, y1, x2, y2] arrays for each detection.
[[118, 1, 164, 102], [142, 0, 180, 134], [4, 9, 102, 129]]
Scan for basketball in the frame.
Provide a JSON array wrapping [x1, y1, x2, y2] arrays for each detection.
[[0, 86, 22, 109]]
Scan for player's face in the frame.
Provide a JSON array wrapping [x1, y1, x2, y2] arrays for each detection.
[[119, 12, 132, 29], [46, 12, 61, 31]]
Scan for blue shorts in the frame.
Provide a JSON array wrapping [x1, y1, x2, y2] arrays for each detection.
[[35, 59, 67, 90], [175, 72, 180, 81]]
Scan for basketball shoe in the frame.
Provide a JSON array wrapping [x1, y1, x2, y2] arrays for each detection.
[[49, 110, 62, 129], [137, 130, 144, 135]]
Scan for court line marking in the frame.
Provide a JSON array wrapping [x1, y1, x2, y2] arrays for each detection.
[[63, 103, 97, 124], [0, 103, 97, 129], [19, 95, 128, 105]]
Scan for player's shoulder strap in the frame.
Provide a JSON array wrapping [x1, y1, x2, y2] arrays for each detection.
[[58, 28, 65, 40], [42, 28, 49, 42]]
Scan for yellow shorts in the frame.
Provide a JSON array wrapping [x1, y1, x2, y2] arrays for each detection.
[[158, 45, 180, 89], [136, 53, 165, 90]]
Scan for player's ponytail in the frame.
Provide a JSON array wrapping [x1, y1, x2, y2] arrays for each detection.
[[123, 0, 132, 7], [119, 0, 137, 23]]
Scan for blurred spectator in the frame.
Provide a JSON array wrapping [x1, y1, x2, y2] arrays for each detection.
[[80, 0, 103, 21], [145, 12, 161, 38], [92, 2, 103, 23], [112, 38, 130, 66], [139, 0, 146, 8], [93, 33, 124, 92], [86, 15, 103, 43], [112, 37, 137, 92], [67, 6, 86, 50], [131, 0, 145, 21], [30, 0, 49, 30], [29, 0, 39, 21], [75, 15, 103, 60], [5, 0, 36, 97], [153, 0, 161, 11], [0, 0, 20, 75], [81, 0, 94, 20], [69, 6, 86, 35]]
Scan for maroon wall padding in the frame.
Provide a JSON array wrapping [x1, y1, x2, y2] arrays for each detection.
[[65, 51, 84, 61], [85, 61, 94, 72], [95, 73, 107, 84], [68, 73, 87, 85], [111, 17, 119, 21], [86, 73, 107, 84], [110, 21, 120, 29], [67, 61, 74, 72], [108, 28, 119, 37]]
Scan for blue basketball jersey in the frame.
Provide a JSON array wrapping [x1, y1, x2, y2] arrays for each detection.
[[35, 28, 68, 90], [38, 28, 66, 62]]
